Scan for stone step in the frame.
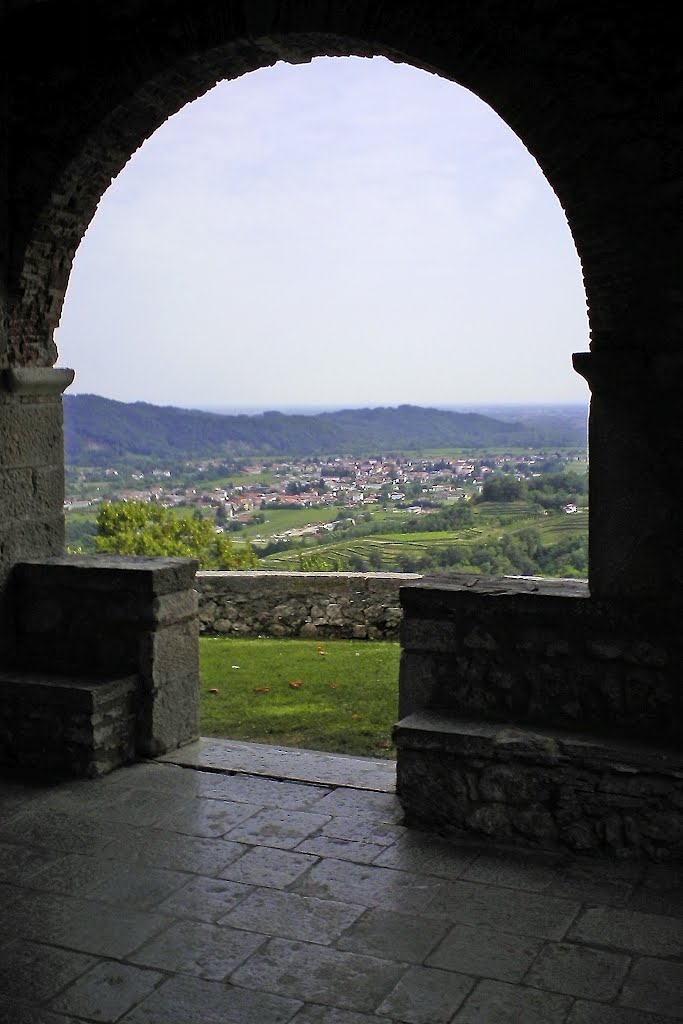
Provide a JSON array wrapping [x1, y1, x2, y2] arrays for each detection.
[[158, 736, 396, 792], [394, 711, 683, 860], [0, 671, 137, 779]]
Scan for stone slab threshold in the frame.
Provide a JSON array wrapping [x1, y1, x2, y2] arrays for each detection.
[[156, 736, 396, 792]]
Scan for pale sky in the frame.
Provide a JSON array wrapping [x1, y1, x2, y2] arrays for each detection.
[[55, 56, 591, 410]]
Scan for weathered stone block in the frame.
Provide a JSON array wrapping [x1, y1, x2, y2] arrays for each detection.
[[467, 804, 512, 836], [0, 400, 63, 469], [0, 671, 136, 778], [136, 619, 200, 757], [398, 575, 682, 745], [17, 554, 198, 598], [2, 514, 64, 566], [151, 588, 198, 626], [12, 555, 201, 770], [479, 765, 550, 804]]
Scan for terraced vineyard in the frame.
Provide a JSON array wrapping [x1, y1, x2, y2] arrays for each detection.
[[536, 509, 589, 539], [259, 503, 588, 577], [259, 532, 464, 571]]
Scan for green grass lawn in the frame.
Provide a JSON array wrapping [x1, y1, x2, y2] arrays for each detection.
[[200, 637, 401, 758]]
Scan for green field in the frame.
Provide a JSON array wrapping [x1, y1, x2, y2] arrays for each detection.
[[240, 506, 340, 540], [66, 495, 588, 577], [214, 471, 279, 488], [200, 636, 401, 757]]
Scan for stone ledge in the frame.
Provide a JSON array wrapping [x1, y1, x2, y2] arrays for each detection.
[[158, 737, 396, 792], [394, 712, 683, 859], [0, 670, 137, 709], [403, 574, 589, 601], [0, 672, 137, 779], [394, 712, 683, 775], [200, 571, 420, 580], [17, 554, 198, 596]]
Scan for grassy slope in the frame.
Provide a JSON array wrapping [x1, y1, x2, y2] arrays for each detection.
[[200, 637, 401, 757], [259, 505, 588, 570]]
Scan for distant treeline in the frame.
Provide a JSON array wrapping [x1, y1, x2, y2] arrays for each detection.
[[64, 394, 587, 464]]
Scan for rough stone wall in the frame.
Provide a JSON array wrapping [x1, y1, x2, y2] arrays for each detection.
[[0, 51, 7, 366], [0, 368, 72, 658], [395, 714, 683, 861], [196, 571, 418, 640], [399, 575, 682, 747]]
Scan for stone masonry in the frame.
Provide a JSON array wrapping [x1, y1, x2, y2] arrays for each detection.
[[196, 571, 416, 640], [4, 555, 201, 777], [395, 576, 683, 860], [2, 1, 683, 875]]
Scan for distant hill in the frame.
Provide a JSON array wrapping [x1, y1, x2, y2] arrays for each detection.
[[63, 394, 586, 465]]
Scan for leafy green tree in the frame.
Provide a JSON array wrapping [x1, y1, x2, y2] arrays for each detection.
[[95, 501, 258, 569], [480, 476, 524, 502]]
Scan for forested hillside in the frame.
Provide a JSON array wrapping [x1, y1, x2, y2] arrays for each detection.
[[64, 394, 585, 464]]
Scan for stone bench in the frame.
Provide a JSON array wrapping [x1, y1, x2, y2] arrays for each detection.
[[0, 671, 137, 778], [394, 711, 683, 860], [3, 554, 201, 780], [395, 574, 683, 859]]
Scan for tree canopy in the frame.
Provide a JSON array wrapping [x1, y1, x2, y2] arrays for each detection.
[[95, 501, 258, 569]]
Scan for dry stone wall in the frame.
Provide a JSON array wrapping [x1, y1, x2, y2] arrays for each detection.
[[196, 571, 420, 640]]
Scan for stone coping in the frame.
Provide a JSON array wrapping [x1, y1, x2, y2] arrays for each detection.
[[401, 573, 589, 601], [199, 571, 421, 580], [17, 554, 199, 594], [0, 670, 137, 709]]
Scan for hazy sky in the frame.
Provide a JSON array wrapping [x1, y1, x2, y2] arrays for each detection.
[[55, 56, 590, 410]]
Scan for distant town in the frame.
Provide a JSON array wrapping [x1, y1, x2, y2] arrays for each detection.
[[63, 397, 589, 577], [65, 449, 586, 523]]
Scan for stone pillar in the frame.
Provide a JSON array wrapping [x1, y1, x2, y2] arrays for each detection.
[[0, 366, 73, 660], [0, 58, 6, 367], [14, 555, 200, 757], [573, 351, 683, 602]]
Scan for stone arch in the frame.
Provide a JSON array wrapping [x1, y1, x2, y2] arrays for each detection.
[[9, 0, 617, 368], [6, 0, 683, 600]]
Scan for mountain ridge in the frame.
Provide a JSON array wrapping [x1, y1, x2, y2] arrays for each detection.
[[64, 393, 586, 464]]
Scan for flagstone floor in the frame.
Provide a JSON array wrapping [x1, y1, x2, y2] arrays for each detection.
[[0, 747, 681, 1023]]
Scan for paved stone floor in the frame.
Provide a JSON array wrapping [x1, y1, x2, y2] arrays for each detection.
[[0, 757, 681, 1023]]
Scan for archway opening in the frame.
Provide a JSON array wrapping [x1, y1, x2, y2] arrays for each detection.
[[52, 54, 590, 761]]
